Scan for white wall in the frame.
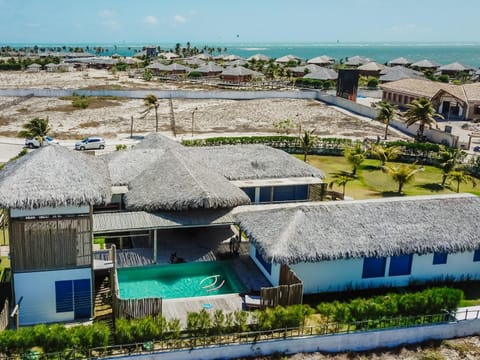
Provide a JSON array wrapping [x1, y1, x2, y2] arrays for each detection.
[[10, 205, 90, 218], [289, 251, 480, 294], [14, 268, 92, 325], [249, 243, 278, 286]]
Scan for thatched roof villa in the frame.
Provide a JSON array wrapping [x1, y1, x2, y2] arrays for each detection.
[[234, 194, 480, 293]]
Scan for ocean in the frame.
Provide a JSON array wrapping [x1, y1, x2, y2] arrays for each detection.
[[4, 42, 480, 67]]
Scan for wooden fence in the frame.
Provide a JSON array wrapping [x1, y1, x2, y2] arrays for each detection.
[[0, 299, 9, 330], [260, 265, 303, 308], [110, 245, 163, 320]]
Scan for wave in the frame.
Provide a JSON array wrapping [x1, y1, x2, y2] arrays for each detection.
[[240, 47, 267, 51]]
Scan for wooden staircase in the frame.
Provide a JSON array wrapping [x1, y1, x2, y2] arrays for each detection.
[[94, 274, 115, 345]]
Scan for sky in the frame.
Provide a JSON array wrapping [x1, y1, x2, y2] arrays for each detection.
[[0, 0, 479, 44]]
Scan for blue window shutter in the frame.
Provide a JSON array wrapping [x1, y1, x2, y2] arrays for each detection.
[[474, 250, 480, 262], [362, 257, 386, 278], [55, 280, 73, 313], [259, 187, 272, 203], [389, 254, 413, 276], [73, 279, 91, 319], [433, 252, 448, 265], [241, 187, 255, 202]]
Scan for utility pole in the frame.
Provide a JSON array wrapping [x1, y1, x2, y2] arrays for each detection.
[[191, 107, 198, 138]]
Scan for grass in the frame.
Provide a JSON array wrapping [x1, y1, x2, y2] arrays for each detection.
[[301, 155, 479, 199]]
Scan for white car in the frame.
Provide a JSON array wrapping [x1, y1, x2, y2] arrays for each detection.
[[75, 137, 106, 151], [25, 136, 59, 148]]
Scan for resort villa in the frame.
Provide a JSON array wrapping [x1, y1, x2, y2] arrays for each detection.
[[1, 134, 480, 325]]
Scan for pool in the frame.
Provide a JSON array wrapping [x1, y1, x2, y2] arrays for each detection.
[[117, 261, 248, 300]]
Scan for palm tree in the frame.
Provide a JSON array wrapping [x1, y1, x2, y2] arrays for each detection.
[[404, 97, 443, 141], [344, 143, 367, 176], [298, 129, 317, 162], [447, 170, 476, 193], [383, 164, 423, 194], [18, 117, 51, 138], [329, 171, 356, 197], [141, 94, 160, 132], [376, 101, 397, 140], [439, 146, 465, 187], [369, 144, 401, 166]]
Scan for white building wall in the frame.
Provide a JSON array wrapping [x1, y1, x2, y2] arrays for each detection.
[[289, 251, 480, 294], [14, 268, 92, 325]]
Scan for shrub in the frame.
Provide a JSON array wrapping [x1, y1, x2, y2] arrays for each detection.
[[116, 144, 127, 151], [438, 74, 449, 83], [188, 71, 202, 79], [367, 77, 378, 89], [72, 95, 90, 109]]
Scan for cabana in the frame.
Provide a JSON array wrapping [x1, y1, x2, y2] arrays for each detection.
[[387, 57, 412, 67], [411, 59, 440, 71], [234, 194, 480, 294]]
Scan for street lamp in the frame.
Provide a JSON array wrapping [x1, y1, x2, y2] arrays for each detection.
[[191, 107, 198, 138]]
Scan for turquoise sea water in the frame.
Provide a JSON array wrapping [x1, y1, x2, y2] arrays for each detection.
[[4, 42, 480, 67], [117, 261, 247, 300]]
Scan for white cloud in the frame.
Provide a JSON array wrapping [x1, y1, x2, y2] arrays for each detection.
[[144, 15, 158, 25], [98, 9, 120, 30], [98, 9, 116, 18], [174, 15, 186, 24]]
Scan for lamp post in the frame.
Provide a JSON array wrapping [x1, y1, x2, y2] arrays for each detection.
[[191, 107, 198, 138]]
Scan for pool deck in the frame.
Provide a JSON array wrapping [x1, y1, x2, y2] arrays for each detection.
[[162, 294, 245, 325]]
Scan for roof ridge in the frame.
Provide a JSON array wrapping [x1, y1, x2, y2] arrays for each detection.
[[271, 208, 304, 262]]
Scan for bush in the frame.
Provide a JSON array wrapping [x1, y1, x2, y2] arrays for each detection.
[[438, 74, 449, 83], [367, 77, 378, 88], [115, 144, 127, 151], [188, 71, 202, 79], [72, 95, 90, 109]]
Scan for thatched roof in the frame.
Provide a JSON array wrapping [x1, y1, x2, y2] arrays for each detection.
[[290, 64, 321, 74], [307, 55, 334, 65], [183, 58, 205, 66], [380, 78, 466, 102], [387, 57, 412, 66], [275, 54, 301, 63], [438, 62, 473, 72], [124, 149, 251, 211], [411, 59, 440, 69], [188, 145, 325, 181], [247, 54, 271, 62], [357, 62, 385, 71], [234, 194, 480, 264], [345, 56, 371, 66], [463, 83, 480, 101], [304, 67, 338, 80], [223, 54, 244, 61], [132, 133, 183, 151], [197, 63, 224, 73], [379, 66, 423, 82], [221, 66, 257, 76], [0, 145, 111, 209]]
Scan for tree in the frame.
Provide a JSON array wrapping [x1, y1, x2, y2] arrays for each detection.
[[383, 164, 423, 194], [141, 94, 160, 132], [344, 143, 367, 175], [298, 129, 317, 162], [18, 117, 50, 138], [329, 171, 356, 197], [447, 170, 476, 193], [439, 146, 465, 187], [273, 118, 295, 134], [404, 97, 443, 141], [369, 144, 401, 166], [376, 101, 397, 140]]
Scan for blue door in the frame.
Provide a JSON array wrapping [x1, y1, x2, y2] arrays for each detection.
[[73, 279, 91, 319]]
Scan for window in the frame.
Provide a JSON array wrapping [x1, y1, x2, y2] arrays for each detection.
[[474, 106, 480, 115], [433, 252, 448, 265], [255, 248, 272, 275], [389, 254, 413, 276], [259, 187, 272, 203], [362, 257, 386, 278], [273, 185, 308, 202], [241, 187, 255, 202], [474, 250, 480, 262], [55, 280, 73, 312]]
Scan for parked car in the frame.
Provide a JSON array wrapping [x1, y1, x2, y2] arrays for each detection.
[[74, 137, 105, 151], [25, 136, 59, 148], [473, 146, 480, 152]]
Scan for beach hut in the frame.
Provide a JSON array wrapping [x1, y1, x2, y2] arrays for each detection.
[[379, 66, 423, 83], [234, 194, 480, 294], [183, 57, 206, 67], [196, 63, 224, 77], [160, 52, 179, 60], [304, 67, 338, 81], [223, 54, 244, 62], [247, 54, 271, 62], [344, 56, 371, 67], [307, 55, 334, 66], [289, 64, 321, 77], [45, 63, 58, 72], [411, 59, 440, 71], [0, 146, 111, 325], [438, 62, 473, 77], [387, 57, 412, 67], [275, 54, 301, 64], [357, 61, 386, 76], [26, 63, 42, 72], [221, 66, 258, 83]]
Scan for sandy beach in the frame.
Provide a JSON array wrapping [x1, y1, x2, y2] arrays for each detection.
[[0, 70, 409, 144]]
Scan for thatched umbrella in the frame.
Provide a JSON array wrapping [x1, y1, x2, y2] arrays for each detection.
[[188, 144, 325, 181], [234, 194, 480, 264], [0, 146, 111, 209], [125, 149, 251, 211]]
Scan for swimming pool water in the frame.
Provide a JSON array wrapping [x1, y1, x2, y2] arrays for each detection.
[[117, 261, 248, 300]]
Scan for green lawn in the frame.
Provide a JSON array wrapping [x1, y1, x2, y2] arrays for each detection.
[[301, 155, 479, 200]]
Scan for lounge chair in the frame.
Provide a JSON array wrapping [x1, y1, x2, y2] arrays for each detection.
[[244, 294, 262, 310]]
